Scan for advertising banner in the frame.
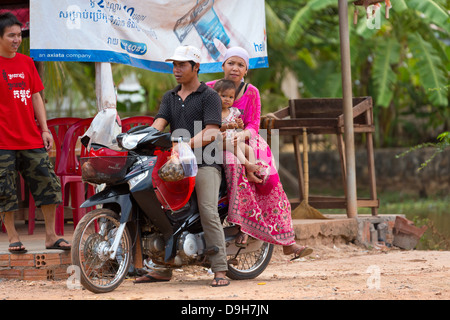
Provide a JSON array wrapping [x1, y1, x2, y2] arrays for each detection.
[[30, 0, 268, 73]]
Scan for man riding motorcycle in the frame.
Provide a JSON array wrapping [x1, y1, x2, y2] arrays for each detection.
[[135, 45, 229, 287]]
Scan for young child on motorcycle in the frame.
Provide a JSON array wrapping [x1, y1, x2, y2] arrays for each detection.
[[214, 79, 263, 184]]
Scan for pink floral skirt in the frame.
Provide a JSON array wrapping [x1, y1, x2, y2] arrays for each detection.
[[223, 134, 295, 246]]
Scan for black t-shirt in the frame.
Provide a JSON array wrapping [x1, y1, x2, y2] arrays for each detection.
[[155, 82, 222, 169]]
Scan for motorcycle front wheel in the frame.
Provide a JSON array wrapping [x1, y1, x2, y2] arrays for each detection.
[[71, 208, 132, 294]]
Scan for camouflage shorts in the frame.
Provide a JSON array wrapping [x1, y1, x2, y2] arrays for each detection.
[[0, 148, 62, 212]]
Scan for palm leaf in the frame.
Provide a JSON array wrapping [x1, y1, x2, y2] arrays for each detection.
[[392, 0, 408, 11], [285, 0, 338, 46], [42, 62, 64, 102], [113, 64, 176, 112], [408, 33, 448, 107], [407, 0, 450, 33], [372, 38, 401, 107], [265, 2, 286, 41]]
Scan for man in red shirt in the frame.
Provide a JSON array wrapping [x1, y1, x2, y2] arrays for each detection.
[[0, 12, 70, 252]]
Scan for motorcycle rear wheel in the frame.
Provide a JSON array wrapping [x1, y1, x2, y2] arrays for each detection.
[[226, 242, 274, 280], [71, 208, 132, 294]]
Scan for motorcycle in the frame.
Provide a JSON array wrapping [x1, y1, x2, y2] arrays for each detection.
[[71, 125, 273, 293]]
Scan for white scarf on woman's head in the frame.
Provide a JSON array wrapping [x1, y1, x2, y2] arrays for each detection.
[[222, 46, 249, 69]]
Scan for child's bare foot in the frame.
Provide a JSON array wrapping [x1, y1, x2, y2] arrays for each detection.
[[245, 162, 261, 173], [246, 170, 263, 183], [254, 160, 270, 183]]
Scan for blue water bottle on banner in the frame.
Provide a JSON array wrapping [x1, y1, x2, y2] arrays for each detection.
[[193, 0, 230, 61], [173, 0, 230, 61]]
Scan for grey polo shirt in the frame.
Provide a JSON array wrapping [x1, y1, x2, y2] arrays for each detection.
[[155, 82, 222, 169]]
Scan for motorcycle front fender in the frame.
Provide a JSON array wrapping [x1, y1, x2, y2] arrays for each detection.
[[81, 184, 133, 223]]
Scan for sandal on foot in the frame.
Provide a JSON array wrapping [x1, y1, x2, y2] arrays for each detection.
[[211, 278, 230, 287], [46, 238, 71, 250], [133, 274, 170, 284], [235, 231, 249, 247], [8, 241, 27, 254], [285, 245, 313, 261]]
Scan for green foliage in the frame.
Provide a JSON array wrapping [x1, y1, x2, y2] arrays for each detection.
[[112, 64, 176, 114], [372, 38, 400, 108], [277, 0, 449, 147], [408, 33, 448, 107], [285, 0, 339, 46], [407, 0, 450, 33], [396, 131, 450, 171], [413, 217, 450, 251]]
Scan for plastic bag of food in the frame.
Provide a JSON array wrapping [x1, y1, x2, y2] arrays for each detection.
[[158, 153, 185, 182], [158, 138, 197, 182], [177, 139, 197, 177]]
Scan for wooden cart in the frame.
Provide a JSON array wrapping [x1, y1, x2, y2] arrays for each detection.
[[261, 97, 379, 215]]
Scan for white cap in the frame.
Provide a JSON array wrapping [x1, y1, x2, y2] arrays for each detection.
[[165, 45, 202, 64]]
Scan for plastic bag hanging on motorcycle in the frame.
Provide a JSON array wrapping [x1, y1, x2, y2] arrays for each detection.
[[80, 108, 130, 185], [158, 138, 197, 182], [81, 108, 122, 151]]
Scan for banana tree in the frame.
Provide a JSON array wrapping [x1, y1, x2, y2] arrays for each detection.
[[19, 37, 98, 118], [356, 1, 449, 146], [279, 0, 449, 147]]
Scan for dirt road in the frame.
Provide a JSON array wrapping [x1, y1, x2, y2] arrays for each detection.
[[1, 244, 449, 303]]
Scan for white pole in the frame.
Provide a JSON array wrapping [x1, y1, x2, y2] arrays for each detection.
[[95, 62, 116, 111]]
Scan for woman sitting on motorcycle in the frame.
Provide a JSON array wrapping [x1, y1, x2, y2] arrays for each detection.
[[206, 47, 313, 260]]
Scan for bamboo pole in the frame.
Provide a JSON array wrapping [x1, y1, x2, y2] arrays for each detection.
[[338, 0, 358, 218], [303, 128, 309, 204]]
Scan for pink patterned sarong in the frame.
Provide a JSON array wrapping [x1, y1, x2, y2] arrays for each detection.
[[207, 81, 295, 246]]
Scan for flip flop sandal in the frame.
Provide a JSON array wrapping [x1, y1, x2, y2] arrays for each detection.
[[133, 274, 171, 284], [290, 246, 313, 261], [46, 238, 71, 250], [211, 278, 230, 287], [8, 241, 27, 254]]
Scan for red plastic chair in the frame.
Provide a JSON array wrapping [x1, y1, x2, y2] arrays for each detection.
[[121, 116, 154, 132], [55, 118, 94, 235], [26, 117, 81, 235]]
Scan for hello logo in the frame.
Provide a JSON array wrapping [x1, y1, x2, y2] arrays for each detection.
[[253, 41, 266, 53]]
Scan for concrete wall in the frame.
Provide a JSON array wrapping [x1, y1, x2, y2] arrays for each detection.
[[279, 147, 449, 197]]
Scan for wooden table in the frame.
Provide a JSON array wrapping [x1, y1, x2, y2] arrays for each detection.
[[261, 97, 379, 215]]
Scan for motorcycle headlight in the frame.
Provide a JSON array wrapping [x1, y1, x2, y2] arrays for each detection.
[[127, 171, 148, 189]]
